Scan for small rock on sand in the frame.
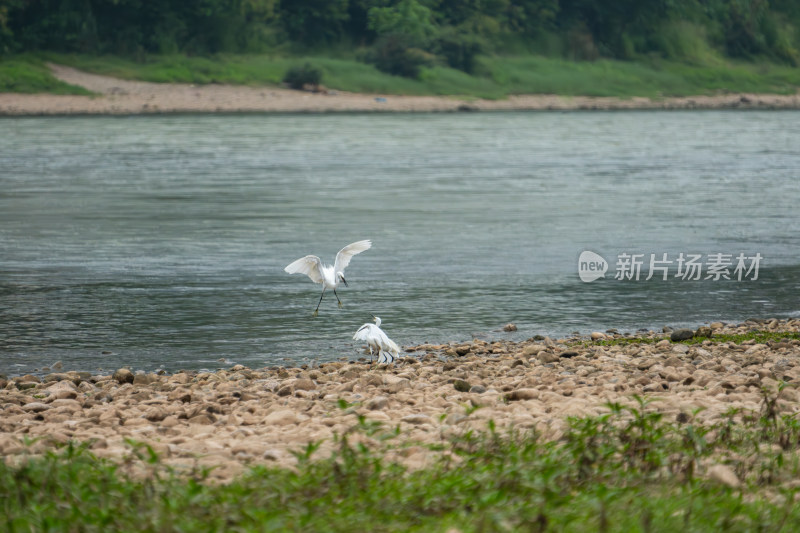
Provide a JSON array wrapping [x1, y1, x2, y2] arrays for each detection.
[[113, 368, 134, 384], [670, 329, 695, 342]]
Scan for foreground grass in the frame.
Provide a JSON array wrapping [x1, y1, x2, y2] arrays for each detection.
[[3, 396, 799, 532], [4, 52, 800, 99]]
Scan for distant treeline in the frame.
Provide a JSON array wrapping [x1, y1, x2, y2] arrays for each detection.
[[1, 0, 798, 75]]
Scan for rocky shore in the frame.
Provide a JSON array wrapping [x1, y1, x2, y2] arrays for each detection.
[[1, 318, 799, 482], [2, 64, 800, 115]]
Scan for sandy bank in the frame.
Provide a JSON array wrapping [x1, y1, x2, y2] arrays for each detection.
[[1, 318, 799, 482], [2, 64, 800, 115]]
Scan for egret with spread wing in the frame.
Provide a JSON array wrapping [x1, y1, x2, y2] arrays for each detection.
[[353, 316, 400, 364], [284, 240, 372, 316]]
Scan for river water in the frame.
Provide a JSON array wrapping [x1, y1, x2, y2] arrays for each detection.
[[1, 111, 799, 376]]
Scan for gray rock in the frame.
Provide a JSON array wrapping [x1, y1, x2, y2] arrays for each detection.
[[132, 374, 154, 385], [503, 323, 517, 332], [366, 396, 388, 410], [44, 373, 71, 383], [670, 329, 695, 342], [637, 359, 657, 371], [504, 388, 538, 401], [112, 368, 134, 384], [293, 378, 316, 391], [401, 414, 433, 425], [188, 414, 216, 425], [22, 402, 51, 413], [469, 385, 487, 394], [15, 374, 41, 383], [538, 351, 559, 364]]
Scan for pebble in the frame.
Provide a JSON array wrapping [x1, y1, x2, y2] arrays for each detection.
[[113, 368, 134, 384], [22, 402, 51, 413], [367, 396, 389, 410], [538, 351, 559, 364], [401, 414, 433, 425]]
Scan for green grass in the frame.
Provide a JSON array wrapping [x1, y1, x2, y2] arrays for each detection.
[[587, 330, 800, 348], [4, 52, 800, 99], [0, 56, 92, 94], [3, 395, 800, 532], [481, 55, 800, 97]]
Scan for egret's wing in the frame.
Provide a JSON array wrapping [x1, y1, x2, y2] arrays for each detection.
[[385, 337, 400, 356], [353, 323, 373, 341], [375, 327, 400, 356], [333, 240, 372, 274], [284, 255, 324, 284], [377, 351, 394, 364]]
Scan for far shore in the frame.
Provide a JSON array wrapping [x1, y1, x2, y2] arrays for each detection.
[[2, 64, 800, 116]]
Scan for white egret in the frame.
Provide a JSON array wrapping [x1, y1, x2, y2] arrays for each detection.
[[284, 240, 372, 316], [353, 316, 400, 364]]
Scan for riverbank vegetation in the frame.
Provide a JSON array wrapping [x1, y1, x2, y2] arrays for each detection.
[[1, 1, 800, 97], [5, 52, 800, 100]]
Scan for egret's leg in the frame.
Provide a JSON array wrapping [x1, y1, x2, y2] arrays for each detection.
[[334, 289, 343, 308], [313, 288, 326, 317]]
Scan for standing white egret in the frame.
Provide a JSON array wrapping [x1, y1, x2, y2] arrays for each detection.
[[284, 240, 372, 316], [353, 316, 400, 364]]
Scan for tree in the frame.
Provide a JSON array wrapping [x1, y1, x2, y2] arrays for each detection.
[[367, 0, 436, 45], [365, 0, 437, 77], [279, 0, 349, 45]]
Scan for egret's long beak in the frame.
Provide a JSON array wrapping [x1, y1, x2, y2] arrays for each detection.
[[341, 276, 348, 287]]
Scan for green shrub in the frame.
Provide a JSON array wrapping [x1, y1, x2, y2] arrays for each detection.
[[651, 21, 723, 65], [282, 62, 322, 90], [366, 32, 435, 78]]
